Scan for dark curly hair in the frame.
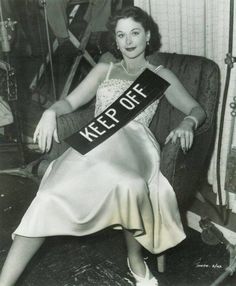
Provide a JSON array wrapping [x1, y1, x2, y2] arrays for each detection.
[[106, 6, 162, 59]]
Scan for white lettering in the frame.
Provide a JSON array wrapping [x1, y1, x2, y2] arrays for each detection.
[[105, 108, 119, 123], [79, 128, 98, 142], [133, 84, 147, 98], [97, 116, 115, 129], [89, 122, 106, 136], [126, 91, 140, 105], [120, 98, 136, 110]]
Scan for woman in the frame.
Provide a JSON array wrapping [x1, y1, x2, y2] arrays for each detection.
[[0, 6, 206, 286]]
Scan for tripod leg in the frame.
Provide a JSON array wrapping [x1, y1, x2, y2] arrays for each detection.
[[11, 101, 26, 165], [210, 269, 232, 286]]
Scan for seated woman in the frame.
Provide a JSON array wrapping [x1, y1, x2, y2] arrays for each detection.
[[0, 6, 206, 286]]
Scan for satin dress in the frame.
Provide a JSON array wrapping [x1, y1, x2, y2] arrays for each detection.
[[13, 63, 186, 254]]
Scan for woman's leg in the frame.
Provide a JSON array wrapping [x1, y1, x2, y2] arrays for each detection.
[[124, 230, 150, 278], [0, 235, 45, 286]]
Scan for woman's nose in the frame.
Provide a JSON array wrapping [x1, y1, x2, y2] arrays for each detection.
[[125, 35, 132, 45]]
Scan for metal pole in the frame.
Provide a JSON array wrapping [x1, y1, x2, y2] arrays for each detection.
[[210, 257, 236, 286], [0, 0, 10, 52], [40, 0, 57, 102], [216, 0, 235, 224]]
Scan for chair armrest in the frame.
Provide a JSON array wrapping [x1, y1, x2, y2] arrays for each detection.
[[160, 126, 215, 211], [57, 100, 95, 140], [43, 101, 95, 162]]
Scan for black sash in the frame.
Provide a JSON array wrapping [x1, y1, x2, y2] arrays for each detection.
[[65, 69, 170, 154]]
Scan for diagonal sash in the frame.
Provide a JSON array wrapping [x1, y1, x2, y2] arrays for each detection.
[[65, 69, 170, 154]]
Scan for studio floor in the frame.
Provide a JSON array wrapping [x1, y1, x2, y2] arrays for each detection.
[[0, 149, 236, 286]]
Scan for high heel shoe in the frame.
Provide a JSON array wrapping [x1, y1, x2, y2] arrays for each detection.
[[127, 258, 158, 286]]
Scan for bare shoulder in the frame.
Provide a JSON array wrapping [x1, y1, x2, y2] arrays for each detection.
[[90, 62, 111, 83], [95, 62, 110, 72], [148, 63, 179, 84]]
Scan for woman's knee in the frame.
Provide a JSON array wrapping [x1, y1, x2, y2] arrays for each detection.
[[119, 175, 147, 197]]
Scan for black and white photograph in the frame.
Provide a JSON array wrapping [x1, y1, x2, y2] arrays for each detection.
[[0, 0, 236, 285]]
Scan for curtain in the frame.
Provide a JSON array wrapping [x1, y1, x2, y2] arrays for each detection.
[[134, 0, 236, 212]]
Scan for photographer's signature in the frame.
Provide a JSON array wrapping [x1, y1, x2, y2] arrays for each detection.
[[194, 259, 223, 269]]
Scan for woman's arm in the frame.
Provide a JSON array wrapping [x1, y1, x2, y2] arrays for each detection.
[[47, 62, 109, 116], [157, 68, 206, 151], [34, 62, 109, 153]]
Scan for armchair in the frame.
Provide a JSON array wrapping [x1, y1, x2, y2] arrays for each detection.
[[38, 51, 220, 271]]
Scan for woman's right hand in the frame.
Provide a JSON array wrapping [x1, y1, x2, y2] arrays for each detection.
[[33, 110, 60, 153]]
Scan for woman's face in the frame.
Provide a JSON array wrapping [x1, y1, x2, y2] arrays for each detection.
[[115, 17, 150, 60]]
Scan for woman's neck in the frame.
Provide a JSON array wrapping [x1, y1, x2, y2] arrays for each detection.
[[121, 57, 148, 76]]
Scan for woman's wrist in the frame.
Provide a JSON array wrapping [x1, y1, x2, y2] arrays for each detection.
[[46, 100, 73, 117], [44, 109, 57, 118], [183, 115, 198, 130]]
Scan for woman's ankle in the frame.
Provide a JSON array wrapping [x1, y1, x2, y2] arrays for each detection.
[[127, 255, 146, 277], [0, 272, 15, 286], [0, 277, 12, 286]]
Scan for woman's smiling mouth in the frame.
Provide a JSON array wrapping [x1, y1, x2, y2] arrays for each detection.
[[125, 47, 136, 51]]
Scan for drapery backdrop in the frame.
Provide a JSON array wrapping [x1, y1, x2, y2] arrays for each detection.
[[134, 0, 236, 212]]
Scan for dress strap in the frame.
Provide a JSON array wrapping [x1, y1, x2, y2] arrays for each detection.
[[105, 62, 113, 80], [154, 65, 164, 72]]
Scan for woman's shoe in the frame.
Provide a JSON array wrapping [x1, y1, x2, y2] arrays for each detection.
[[127, 258, 158, 286]]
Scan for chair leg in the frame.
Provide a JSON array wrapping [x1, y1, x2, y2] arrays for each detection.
[[157, 254, 166, 272]]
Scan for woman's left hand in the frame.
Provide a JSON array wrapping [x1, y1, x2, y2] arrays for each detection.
[[165, 120, 194, 153]]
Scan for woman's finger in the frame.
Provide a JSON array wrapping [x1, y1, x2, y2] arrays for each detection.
[[187, 132, 192, 150], [180, 134, 186, 151], [165, 131, 174, 144], [185, 131, 193, 150], [33, 125, 40, 143], [53, 128, 60, 143], [189, 132, 194, 149], [38, 130, 43, 152], [183, 131, 189, 150], [172, 131, 179, 144], [39, 130, 47, 153], [46, 133, 52, 153]]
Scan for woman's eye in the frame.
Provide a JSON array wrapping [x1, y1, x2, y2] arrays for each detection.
[[117, 34, 124, 38], [132, 31, 140, 36]]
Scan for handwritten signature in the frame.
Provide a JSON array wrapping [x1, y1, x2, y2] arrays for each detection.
[[195, 259, 223, 269]]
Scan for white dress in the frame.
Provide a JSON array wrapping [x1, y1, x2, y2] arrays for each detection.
[[13, 63, 186, 254]]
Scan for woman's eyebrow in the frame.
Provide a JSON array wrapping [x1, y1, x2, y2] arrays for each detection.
[[116, 28, 141, 34]]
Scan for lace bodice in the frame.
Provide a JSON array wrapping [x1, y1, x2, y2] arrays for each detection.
[[95, 78, 159, 127]]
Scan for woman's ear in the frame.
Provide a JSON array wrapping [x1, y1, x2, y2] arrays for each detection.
[[146, 30, 151, 42], [116, 41, 120, 50]]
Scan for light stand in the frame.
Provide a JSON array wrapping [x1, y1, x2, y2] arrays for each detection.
[[39, 0, 57, 102], [0, 0, 25, 165]]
